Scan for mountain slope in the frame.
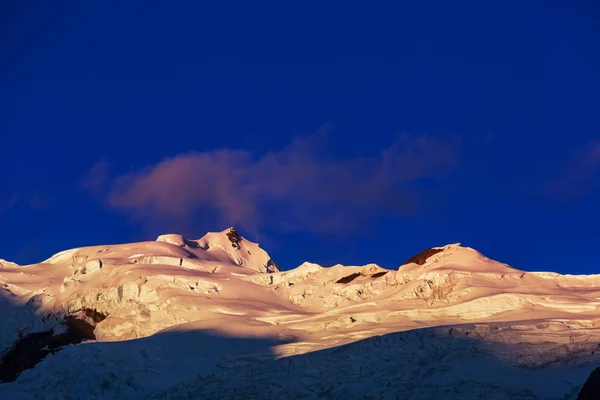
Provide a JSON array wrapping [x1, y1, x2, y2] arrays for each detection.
[[0, 234, 599, 399]]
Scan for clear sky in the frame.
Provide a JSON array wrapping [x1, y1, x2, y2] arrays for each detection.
[[1, 1, 599, 273]]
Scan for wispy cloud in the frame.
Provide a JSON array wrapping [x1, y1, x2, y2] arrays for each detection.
[[0, 193, 20, 215], [0, 193, 56, 215], [85, 130, 460, 235], [81, 159, 110, 197], [542, 140, 600, 201], [26, 194, 52, 210]]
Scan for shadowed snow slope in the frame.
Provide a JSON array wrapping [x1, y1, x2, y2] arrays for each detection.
[[1, 236, 600, 399]]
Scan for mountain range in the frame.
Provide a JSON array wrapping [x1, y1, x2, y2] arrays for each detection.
[[1, 227, 599, 399]]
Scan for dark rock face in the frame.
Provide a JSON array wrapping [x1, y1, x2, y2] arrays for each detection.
[[336, 273, 362, 284], [226, 228, 241, 249], [336, 271, 389, 284], [64, 309, 107, 340], [0, 331, 55, 383], [371, 271, 388, 278], [399, 248, 444, 268], [578, 367, 600, 400], [0, 309, 107, 383], [266, 258, 279, 273]]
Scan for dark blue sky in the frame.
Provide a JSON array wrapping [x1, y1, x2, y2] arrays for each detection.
[[1, 1, 599, 273]]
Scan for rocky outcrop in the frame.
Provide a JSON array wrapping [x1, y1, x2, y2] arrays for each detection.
[[0, 309, 106, 383], [336, 272, 362, 284], [336, 268, 389, 284], [64, 309, 107, 341], [265, 258, 279, 273], [0, 331, 56, 383], [225, 227, 241, 249], [371, 271, 388, 278], [578, 367, 600, 400], [400, 247, 444, 267]]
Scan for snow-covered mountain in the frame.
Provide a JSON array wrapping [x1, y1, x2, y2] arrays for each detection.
[[1, 229, 599, 399]]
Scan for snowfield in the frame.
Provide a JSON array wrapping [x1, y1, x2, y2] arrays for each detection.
[[1, 229, 599, 399]]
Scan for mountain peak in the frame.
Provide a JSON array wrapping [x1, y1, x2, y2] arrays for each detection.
[[399, 243, 464, 269], [2, 233, 600, 399], [193, 228, 279, 273], [398, 243, 521, 275]]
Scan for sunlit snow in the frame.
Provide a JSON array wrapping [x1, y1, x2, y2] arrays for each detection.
[[1, 229, 599, 399]]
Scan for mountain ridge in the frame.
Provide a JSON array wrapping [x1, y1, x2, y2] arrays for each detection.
[[1, 228, 599, 399]]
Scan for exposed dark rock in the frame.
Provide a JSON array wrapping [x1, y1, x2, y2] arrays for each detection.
[[400, 248, 444, 268], [371, 271, 388, 278], [65, 309, 107, 340], [336, 271, 388, 284], [184, 240, 201, 249], [226, 228, 241, 249], [0, 309, 107, 383], [266, 259, 279, 273], [0, 331, 54, 383], [578, 367, 600, 400], [336, 273, 362, 284]]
